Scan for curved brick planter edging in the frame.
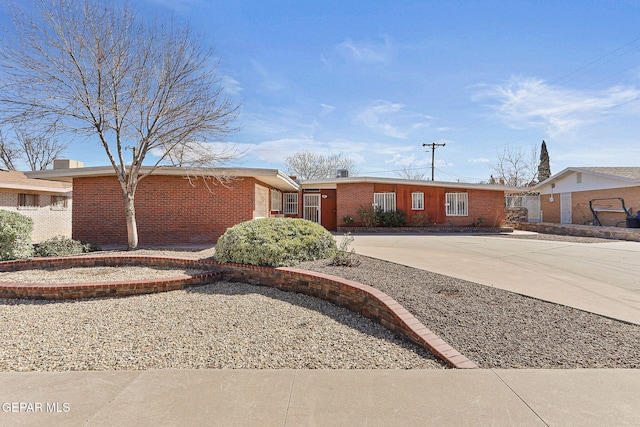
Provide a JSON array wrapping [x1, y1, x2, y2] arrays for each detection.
[[217, 262, 478, 369], [0, 255, 222, 300], [0, 255, 477, 369]]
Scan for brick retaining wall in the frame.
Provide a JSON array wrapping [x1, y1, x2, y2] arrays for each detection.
[[0, 256, 477, 369]]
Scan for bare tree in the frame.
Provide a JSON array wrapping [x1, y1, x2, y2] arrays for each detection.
[[0, 0, 240, 248], [490, 145, 538, 187], [0, 131, 19, 170], [395, 166, 427, 180], [284, 151, 357, 179]]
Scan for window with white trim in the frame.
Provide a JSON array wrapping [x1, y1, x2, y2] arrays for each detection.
[[373, 192, 396, 212], [283, 193, 298, 214], [270, 189, 282, 212], [51, 195, 68, 210], [445, 192, 468, 216], [18, 193, 39, 210], [411, 192, 424, 210]]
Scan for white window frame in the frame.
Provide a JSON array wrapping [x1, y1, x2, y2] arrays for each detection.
[[283, 193, 298, 215], [373, 192, 396, 212], [411, 192, 424, 210], [270, 189, 282, 212], [445, 192, 468, 216], [18, 193, 39, 210]]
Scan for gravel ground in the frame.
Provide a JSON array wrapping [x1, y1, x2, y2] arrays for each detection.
[[2, 233, 638, 370], [297, 254, 640, 369], [0, 266, 206, 284], [0, 279, 443, 371]]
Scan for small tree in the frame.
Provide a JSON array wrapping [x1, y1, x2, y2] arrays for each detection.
[[0, 0, 240, 249], [284, 151, 357, 179], [490, 145, 538, 187], [537, 140, 551, 182]]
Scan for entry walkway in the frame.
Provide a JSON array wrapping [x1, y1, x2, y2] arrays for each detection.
[[1, 369, 639, 426], [348, 232, 640, 325]]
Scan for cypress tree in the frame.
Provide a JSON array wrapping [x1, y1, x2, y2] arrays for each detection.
[[538, 140, 551, 182]]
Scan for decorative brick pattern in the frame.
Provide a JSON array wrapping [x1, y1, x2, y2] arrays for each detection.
[[0, 256, 477, 369]]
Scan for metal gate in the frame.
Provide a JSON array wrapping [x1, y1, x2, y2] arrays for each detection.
[[303, 194, 320, 223], [505, 194, 542, 222]]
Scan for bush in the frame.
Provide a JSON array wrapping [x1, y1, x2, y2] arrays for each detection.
[[356, 205, 379, 227], [0, 210, 34, 260], [377, 209, 407, 227], [34, 236, 99, 257], [331, 233, 360, 267], [214, 218, 337, 267]]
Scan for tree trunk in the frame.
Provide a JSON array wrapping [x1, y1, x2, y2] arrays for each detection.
[[123, 193, 138, 250]]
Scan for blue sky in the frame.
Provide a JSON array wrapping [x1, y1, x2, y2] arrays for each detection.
[[5, 0, 640, 182]]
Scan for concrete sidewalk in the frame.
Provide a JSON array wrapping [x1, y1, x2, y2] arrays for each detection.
[[1, 369, 639, 426], [347, 232, 640, 325]]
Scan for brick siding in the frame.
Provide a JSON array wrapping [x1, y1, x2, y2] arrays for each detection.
[[73, 175, 277, 246]]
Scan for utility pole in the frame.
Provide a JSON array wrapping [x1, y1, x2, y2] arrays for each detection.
[[422, 142, 446, 181]]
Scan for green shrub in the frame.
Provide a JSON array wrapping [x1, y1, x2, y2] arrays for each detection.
[[377, 209, 407, 227], [0, 210, 34, 260], [356, 205, 379, 227], [214, 218, 337, 267], [34, 236, 99, 257]]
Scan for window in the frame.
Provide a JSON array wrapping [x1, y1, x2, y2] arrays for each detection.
[[18, 193, 39, 210], [373, 192, 396, 212], [51, 195, 68, 210], [411, 192, 424, 210], [283, 193, 299, 214], [270, 189, 282, 212], [445, 192, 468, 216]]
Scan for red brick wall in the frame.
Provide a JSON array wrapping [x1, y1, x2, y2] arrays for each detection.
[[336, 182, 505, 227], [336, 182, 375, 226], [73, 175, 265, 245]]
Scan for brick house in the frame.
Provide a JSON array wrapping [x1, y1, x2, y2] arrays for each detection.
[[26, 163, 518, 245], [26, 165, 299, 246], [0, 170, 72, 242], [533, 167, 640, 226], [300, 177, 517, 229]]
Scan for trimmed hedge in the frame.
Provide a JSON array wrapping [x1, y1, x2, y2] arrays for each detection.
[[0, 210, 34, 260], [215, 218, 337, 267]]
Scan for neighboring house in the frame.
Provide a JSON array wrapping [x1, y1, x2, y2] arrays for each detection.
[[299, 176, 519, 230], [26, 162, 519, 246], [26, 165, 299, 246], [0, 170, 72, 243], [533, 167, 640, 226]]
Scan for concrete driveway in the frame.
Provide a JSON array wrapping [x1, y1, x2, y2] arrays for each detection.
[[347, 232, 640, 325]]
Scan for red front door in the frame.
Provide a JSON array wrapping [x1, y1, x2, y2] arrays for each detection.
[[320, 189, 337, 231]]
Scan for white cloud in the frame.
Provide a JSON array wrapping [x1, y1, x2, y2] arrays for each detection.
[[319, 103, 335, 117], [354, 100, 433, 139], [335, 36, 394, 64], [221, 75, 243, 96], [468, 157, 490, 163], [474, 76, 640, 137]]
